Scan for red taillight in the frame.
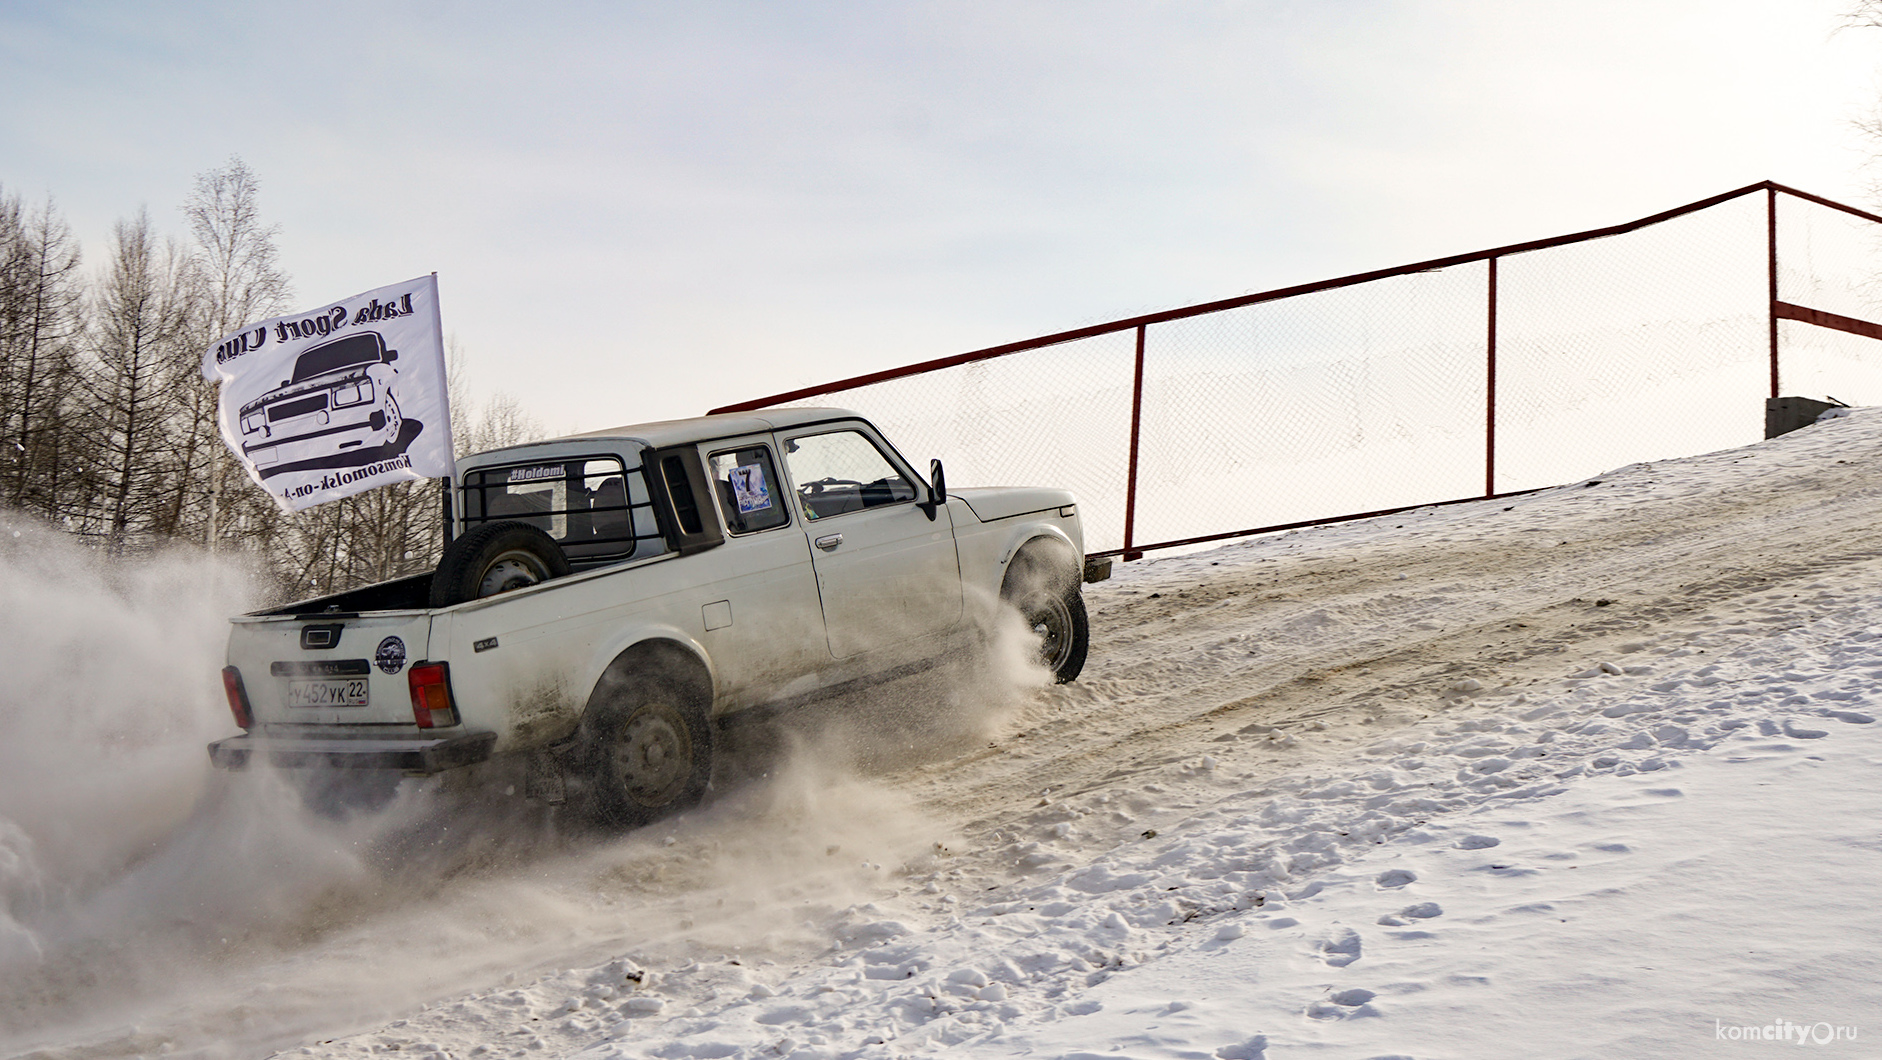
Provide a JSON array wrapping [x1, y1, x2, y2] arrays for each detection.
[[407, 661, 459, 729], [222, 666, 254, 729]]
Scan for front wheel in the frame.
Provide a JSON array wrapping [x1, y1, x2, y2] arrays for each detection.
[[382, 392, 402, 444], [1016, 588, 1089, 684], [581, 674, 713, 830]]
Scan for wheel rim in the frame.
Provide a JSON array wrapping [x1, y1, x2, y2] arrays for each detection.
[[1025, 594, 1075, 672], [476, 548, 551, 597], [609, 702, 694, 807]]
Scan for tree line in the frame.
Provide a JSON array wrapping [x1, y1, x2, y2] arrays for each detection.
[[0, 158, 541, 603]]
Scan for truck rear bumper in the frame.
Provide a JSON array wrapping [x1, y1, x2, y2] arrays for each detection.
[[208, 730, 498, 774]]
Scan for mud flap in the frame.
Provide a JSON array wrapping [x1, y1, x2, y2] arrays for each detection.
[[525, 749, 569, 805]]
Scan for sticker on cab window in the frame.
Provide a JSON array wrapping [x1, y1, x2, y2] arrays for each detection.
[[729, 463, 773, 513], [508, 465, 562, 482]]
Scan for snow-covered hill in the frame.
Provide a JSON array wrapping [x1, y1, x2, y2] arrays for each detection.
[[8, 408, 1882, 1060]]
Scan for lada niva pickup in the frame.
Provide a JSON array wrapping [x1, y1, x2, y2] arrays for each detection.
[[210, 409, 1093, 827]]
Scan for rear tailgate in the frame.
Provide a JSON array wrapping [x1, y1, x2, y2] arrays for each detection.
[[229, 610, 434, 727]]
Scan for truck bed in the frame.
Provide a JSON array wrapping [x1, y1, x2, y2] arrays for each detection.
[[256, 571, 434, 617]]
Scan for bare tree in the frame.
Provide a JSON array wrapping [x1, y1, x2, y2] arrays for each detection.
[[1845, 1, 1882, 29], [81, 210, 196, 551], [0, 190, 86, 521], [183, 157, 294, 552], [457, 391, 545, 457], [1844, 2, 1882, 205], [184, 156, 292, 339]]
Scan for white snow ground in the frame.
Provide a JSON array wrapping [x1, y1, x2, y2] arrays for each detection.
[[7, 407, 1882, 1060]]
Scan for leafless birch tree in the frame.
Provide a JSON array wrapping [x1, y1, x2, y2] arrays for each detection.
[[182, 157, 296, 552]]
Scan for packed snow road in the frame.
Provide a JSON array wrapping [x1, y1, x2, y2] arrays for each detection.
[[922, 405, 1882, 844], [5, 409, 1882, 1059]]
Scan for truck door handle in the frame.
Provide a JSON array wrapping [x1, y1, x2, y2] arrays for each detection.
[[814, 533, 843, 551]]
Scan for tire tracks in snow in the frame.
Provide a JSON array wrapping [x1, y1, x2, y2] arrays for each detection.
[[906, 417, 1882, 869]]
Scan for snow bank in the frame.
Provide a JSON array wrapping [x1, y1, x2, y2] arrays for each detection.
[[507, 558, 1881, 1059], [14, 409, 1882, 1059]]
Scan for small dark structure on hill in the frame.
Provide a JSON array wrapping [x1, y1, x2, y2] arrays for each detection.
[[1765, 396, 1848, 440]]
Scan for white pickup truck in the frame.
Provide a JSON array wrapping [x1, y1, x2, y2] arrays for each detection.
[[209, 408, 1095, 826]]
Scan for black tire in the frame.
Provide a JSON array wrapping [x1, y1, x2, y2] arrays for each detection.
[[581, 669, 713, 829], [430, 520, 572, 608], [1016, 587, 1089, 683], [1002, 543, 1090, 684]]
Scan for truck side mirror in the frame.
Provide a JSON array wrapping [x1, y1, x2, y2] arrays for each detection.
[[920, 458, 947, 521]]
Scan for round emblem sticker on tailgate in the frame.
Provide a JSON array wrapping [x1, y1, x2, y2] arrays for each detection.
[[375, 636, 407, 674]]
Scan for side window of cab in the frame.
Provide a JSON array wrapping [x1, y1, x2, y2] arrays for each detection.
[[707, 445, 792, 534], [781, 429, 917, 521]]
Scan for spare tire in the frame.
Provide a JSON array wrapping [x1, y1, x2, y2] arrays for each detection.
[[430, 521, 572, 607]]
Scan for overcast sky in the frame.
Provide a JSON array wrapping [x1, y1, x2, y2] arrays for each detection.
[[2, 0, 1877, 431]]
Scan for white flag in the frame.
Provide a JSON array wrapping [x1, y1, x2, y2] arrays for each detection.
[[201, 275, 455, 512]]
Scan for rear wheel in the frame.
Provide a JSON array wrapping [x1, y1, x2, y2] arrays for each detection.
[[581, 671, 713, 829]]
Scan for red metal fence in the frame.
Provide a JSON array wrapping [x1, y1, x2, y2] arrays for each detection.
[[713, 182, 1882, 559]]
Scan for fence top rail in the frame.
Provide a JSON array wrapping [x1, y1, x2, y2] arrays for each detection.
[[1772, 181, 1882, 226], [710, 180, 1867, 414]]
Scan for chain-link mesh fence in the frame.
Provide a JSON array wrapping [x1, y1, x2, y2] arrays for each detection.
[[1132, 266, 1488, 547], [1776, 191, 1882, 405], [718, 184, 1882, 557], [1495, 191, 1769, 493]]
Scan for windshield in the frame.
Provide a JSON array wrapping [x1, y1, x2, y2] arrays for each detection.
[[291, 335, 383, 383]]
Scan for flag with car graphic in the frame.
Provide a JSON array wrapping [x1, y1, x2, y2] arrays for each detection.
[[201, 274, 455, 512]]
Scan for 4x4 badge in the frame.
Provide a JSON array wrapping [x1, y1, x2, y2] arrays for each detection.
[[375, 636, 407, 674]]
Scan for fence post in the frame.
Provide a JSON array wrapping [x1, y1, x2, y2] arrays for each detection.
[[1123, 324, 1147, 561], [1768, 185, 1780, 398], [1486, 255, 1498, 498]]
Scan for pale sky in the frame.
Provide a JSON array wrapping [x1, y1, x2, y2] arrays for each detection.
[[3, 0, 1877, 431]]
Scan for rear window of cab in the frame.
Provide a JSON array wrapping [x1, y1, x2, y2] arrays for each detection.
[[460, 456, 665, 562]]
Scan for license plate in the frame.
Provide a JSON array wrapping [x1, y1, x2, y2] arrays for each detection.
[[286, 678, 369, 707]]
